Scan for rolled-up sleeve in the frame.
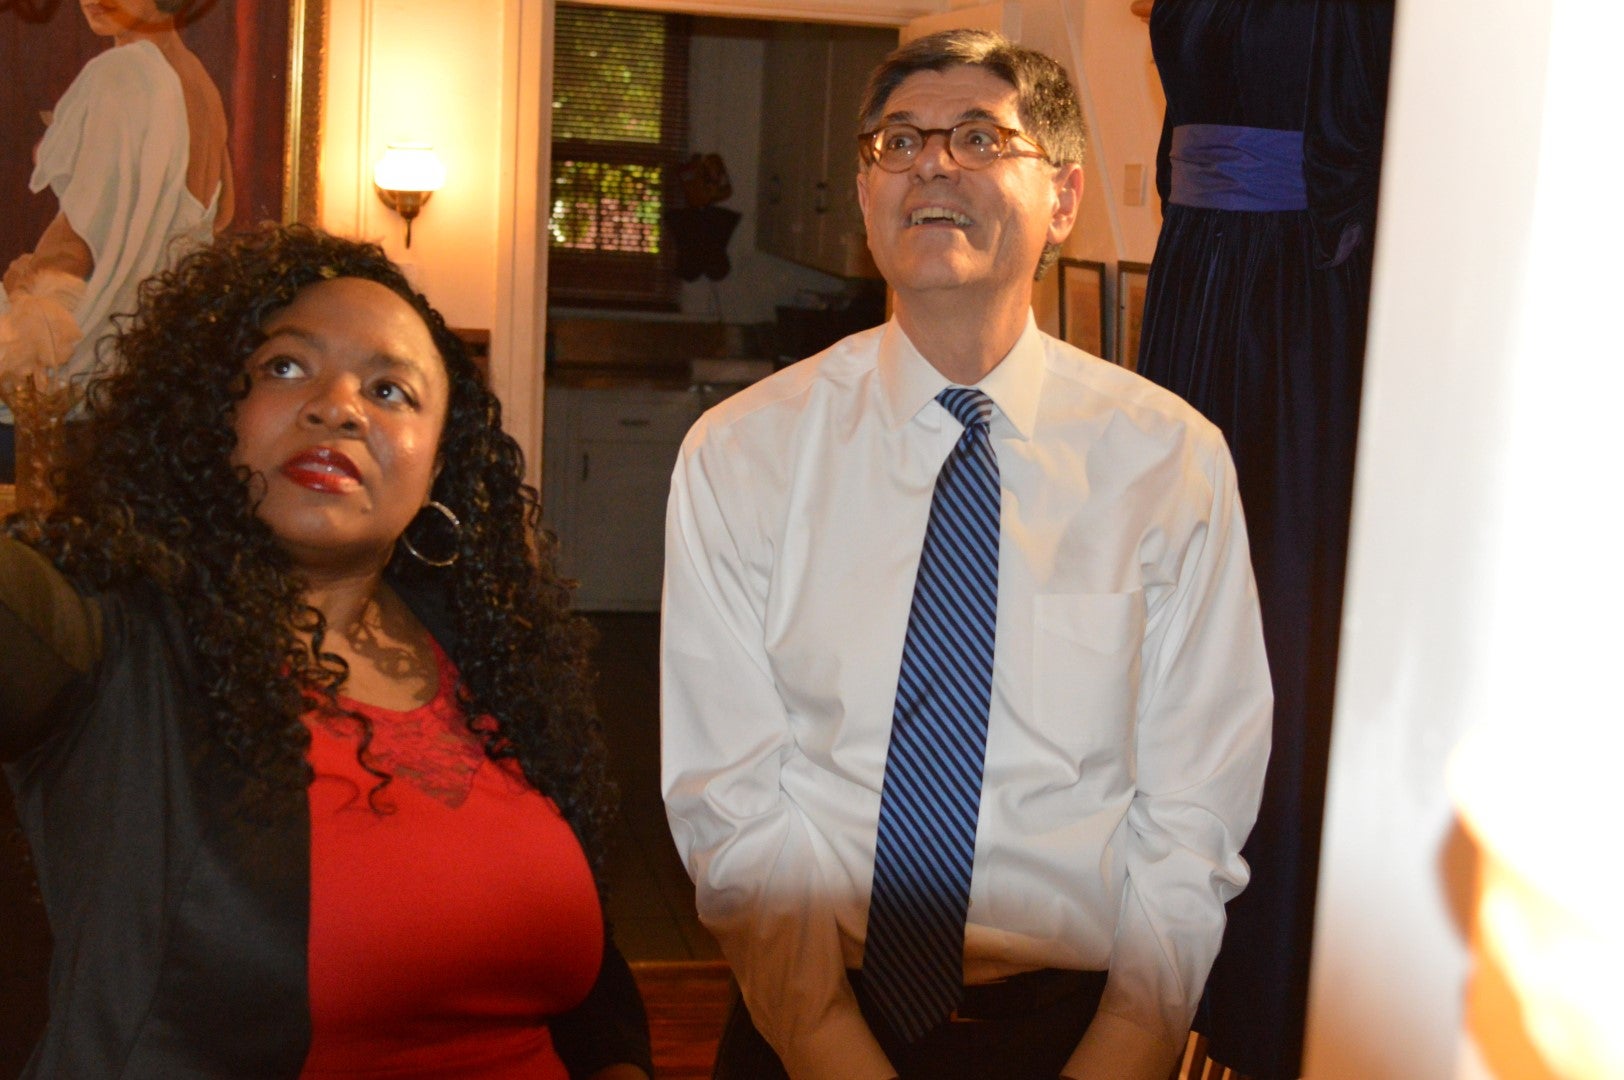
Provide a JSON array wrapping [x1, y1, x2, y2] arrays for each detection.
[[1065, 441, 1273, 1079]]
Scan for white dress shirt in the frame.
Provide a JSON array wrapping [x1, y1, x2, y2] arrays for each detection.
[[661, 315, 1272, 1080]]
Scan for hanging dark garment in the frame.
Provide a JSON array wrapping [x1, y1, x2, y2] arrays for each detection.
[[1135, 3, 1394, 1078]]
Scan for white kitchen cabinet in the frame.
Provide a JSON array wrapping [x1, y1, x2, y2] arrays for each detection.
[[757, 23, 896, 278], [542, 386, 701, 611]]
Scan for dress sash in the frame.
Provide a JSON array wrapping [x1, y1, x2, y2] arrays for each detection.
[[1169, 124, 1307, 211]]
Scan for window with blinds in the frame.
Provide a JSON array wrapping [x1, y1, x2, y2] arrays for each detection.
[[549, 4, 690, 308]]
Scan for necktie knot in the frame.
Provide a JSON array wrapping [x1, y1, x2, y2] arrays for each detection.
[[937, 387, 995, 431]]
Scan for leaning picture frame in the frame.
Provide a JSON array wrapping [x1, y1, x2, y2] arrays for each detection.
[[1115, 260, 1152, 373], [1, 0, 324, 508], [1057, 258, 1107, 359]]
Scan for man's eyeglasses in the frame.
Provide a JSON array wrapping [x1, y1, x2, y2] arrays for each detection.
[[857, 121, 1051, 173]]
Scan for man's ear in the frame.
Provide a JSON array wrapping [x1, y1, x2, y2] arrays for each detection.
[[1047, 161, 1085, 246]]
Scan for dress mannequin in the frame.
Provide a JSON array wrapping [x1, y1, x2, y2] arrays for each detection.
[[1133, 3, 1394, 1076]]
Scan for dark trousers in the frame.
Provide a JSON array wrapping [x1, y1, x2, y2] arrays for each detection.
[[712, 968, 1108, 1080]]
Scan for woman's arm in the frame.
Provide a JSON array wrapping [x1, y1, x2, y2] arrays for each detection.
[[3, 213, 94, 294], [0, 536, 103, 762], [549, 934, 654, 1080]]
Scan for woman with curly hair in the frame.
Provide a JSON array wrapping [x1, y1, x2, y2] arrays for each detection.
[[0, 224, 652, 1079]]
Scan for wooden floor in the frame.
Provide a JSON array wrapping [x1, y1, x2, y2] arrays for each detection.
[[631, 960, 732, 1080], [590, 614, 722, 965]]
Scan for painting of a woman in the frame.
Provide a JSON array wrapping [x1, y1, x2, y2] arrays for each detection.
[[0, 0, 235, 480]]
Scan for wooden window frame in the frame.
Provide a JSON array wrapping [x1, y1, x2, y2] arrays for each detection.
[[548, 5, 691, 310]]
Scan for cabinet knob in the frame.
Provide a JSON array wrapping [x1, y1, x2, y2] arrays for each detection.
[[768, 175, 782, 206], [814, 180, 829, 214]]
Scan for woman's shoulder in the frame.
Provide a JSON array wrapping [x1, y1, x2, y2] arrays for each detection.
[[2, 536, 102, 760], [67, 41, 176, 97], [1, 533, 96, 619], [1, 533, 181, 658], [52, 42, 184, 135]]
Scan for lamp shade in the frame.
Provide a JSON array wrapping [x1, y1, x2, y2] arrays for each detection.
[[374, 143, 445, 193]]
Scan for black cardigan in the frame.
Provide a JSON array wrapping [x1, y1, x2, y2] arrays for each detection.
[[0, 536, 652, 1078]]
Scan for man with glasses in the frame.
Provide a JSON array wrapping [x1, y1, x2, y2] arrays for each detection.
[[662, 29, 1271, 1080]]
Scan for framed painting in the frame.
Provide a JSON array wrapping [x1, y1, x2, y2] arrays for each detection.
[[1057, 258, 1107, 359], [2, 0, 324, 247], [1, 0, 323, 502], [1116, 260, 1151, 373]]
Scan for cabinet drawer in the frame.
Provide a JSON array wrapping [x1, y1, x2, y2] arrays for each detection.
[[571, 388, 700, 442]]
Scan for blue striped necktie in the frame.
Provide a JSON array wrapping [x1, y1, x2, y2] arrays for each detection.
[[862, 386, 1001, 1044]]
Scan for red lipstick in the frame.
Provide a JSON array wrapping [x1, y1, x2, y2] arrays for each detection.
[[280, 447, 362, 494]]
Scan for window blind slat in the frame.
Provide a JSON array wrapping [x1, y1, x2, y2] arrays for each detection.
[[550, 3, 689, 306]]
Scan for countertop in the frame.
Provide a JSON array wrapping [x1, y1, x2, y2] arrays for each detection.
[[547, 363, 693, 391], [547, 357, 776, 393]]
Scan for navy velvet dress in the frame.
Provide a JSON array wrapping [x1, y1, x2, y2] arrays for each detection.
[[1135, 3, 1393, 1077]]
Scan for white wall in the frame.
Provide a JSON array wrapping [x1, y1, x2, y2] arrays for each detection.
[[1061, 0, 1163, 265], [320, 0, 505, 331], [1304, 1, 1623, 1076]]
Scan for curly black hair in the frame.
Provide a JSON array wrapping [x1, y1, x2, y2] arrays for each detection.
[[4, 224, 612, 864]]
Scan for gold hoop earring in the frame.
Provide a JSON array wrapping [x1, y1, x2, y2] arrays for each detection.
[[400, 500, 461, 567]]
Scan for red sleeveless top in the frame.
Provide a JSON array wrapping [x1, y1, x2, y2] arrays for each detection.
[[300, 641, 603, 1078]]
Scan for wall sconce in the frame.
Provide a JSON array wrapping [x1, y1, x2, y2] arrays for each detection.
[[374, 142, 445, 248]]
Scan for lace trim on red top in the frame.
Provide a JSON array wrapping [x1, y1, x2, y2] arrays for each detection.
[[309, 638, 502, 809]]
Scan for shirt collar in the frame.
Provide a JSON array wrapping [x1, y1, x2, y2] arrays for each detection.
[[877, 312, 1045, 440]]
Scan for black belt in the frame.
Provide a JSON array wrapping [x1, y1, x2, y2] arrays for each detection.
[[849, 967, 1108, 1024]]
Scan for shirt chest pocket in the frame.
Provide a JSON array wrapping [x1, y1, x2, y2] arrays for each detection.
[[1031, 591, 1145, 768]]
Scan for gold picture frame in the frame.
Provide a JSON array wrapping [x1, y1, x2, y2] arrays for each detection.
[[284, 0, 327, 225], [1115, 260, 1152, 373], [1057, 258, 1107, 359]]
